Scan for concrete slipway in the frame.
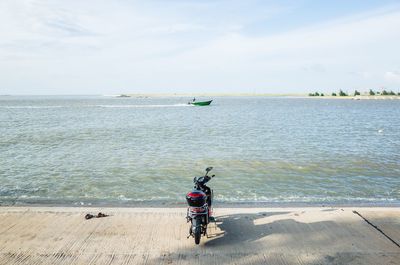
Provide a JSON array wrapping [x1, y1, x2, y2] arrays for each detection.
[[0, 207, 399, 264]]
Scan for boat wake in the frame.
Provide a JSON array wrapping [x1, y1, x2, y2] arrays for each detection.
[[0, 106, 64, 109], [95, 104, 190, 108], [0, 104, 191, 109]]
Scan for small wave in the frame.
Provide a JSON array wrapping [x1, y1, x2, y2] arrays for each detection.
[[96, 104, 190, 108], [0, 106, 64, 109], [214, 195, 398, 203]]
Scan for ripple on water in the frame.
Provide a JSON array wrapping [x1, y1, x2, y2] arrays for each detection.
[[0, 96, 399, 205]]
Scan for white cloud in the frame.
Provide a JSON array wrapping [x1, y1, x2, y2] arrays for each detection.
[[0, 1, 400, 94], [145, 8, 400, 91], [384, 71, 400, 84]]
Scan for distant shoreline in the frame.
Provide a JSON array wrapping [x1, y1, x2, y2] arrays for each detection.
[[2, 93, 400, 100], [119, 93, 307, 97], [116, 93, 400, 99], [303, 95, 400, 100]]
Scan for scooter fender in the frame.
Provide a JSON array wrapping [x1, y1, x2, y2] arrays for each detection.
[[192, 216, 202, 231]]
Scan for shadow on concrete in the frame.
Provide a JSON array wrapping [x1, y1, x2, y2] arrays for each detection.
[[149, 211, 400, 265], [204, 211, 291, 247]]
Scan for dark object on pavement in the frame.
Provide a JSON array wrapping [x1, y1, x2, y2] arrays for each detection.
[[97, 212, 109, 218], [85, 213, 95, 220], [85, 212, 109, 220]]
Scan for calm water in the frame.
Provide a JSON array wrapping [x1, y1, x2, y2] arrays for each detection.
[[0, 96, 399, 206]]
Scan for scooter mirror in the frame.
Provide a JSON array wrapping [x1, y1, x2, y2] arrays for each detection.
[[193, 177, 197, 183], [205, 167, 213, 172]]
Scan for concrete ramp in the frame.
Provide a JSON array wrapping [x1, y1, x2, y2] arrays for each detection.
[[0, 207, 399, 264]]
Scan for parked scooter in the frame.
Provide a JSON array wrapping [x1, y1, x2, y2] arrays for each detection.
[[186, 167, 215, 244]]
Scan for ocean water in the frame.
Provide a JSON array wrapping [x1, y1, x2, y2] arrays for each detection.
[[0, 96, 399, 206]]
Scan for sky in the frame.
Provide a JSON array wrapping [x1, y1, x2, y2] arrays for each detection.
[[1, 0, 400, 95]]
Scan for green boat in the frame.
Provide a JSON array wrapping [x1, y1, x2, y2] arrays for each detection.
[[188, 100, 213, 106]]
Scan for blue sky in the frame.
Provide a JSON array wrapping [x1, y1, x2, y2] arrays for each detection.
[[1, 0, 400, 95]]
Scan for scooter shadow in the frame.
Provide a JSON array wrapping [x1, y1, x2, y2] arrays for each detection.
[[204, 211, 291, 247]]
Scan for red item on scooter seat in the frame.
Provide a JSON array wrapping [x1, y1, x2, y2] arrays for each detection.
[[186, 190, 206, 207]]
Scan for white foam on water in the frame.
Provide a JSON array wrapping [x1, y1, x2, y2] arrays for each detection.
[[96, 104, 190, 108], [0, 104, 191, 109], [118, 194, 132, 201], [214, 194, 398, 203], [0, 106, 64, 109]]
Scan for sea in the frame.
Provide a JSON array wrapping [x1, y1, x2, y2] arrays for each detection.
[[0, 96, 399, 206]]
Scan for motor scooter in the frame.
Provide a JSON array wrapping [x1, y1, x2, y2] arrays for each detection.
[[186, 167, 215, 244]]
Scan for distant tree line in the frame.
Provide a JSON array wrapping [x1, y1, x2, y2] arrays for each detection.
[[308, 89, 400, 97], [308, 92, 324, 96], [366, 89, 398, 96]]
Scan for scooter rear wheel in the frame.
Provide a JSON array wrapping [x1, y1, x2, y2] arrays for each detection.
[[193, 217, 201, 244], [194, 226, 201, 244]]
